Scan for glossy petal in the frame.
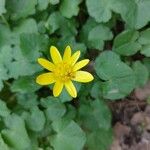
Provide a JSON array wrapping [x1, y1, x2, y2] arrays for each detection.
[[38, 58, 55, 71], [70, 51, 80, 66], [73, 71, 94, 82], [65, 81, 77, 98], [50, 46, 62, 64], [73, 59, 89, 71], [63, 45, 71, 61], [53, 81, 64, 97], [36, 73, 55, 85]]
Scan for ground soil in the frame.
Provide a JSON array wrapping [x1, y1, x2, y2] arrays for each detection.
[[109, 82, 150, 150]]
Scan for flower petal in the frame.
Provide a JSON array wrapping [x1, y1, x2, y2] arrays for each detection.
[[70, 51, 80, 66], [38, 58, 55, 71], [73, 59, 89, 71], [50, 46, 62, 64], [63, 45, 71, 61], [36, 73, 55, 85], [73, 71, 94, 83], [53, 81, 64, 97], [65, 81, 77, 98]]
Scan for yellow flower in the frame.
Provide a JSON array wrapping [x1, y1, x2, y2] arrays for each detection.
[[36, 45, 94, 98]]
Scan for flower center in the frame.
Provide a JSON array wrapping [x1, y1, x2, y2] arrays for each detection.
[[53, 62, 75, 82]]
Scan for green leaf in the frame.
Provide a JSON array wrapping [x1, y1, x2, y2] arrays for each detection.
[[47, 13, 77, 37], [95, 51, 135, 100], [13, 18, 38, 34], [88, 24, 113, 50], [51, 120, 86, 150], [139, 28, 150, 57], [24, 106, 46, 132], [112, 0, 150, 29], [6, 0, 37, 20], [80, 18, 97, 46], [0, 63, 8, 91], [90, 81, 103, 98], [86, 128, 113, 150], [0, 24, 12, 48], [0, 99, 10, 117], [2, 114, 31, 150], [8, 46, 41, 79], [86, 0, 112, 23], [20, 33, 49, 61], [132, 61, 149, 87], [78, 99, 111, 130], [0, 0, 6, 15], [11, 18, 38, 46], [11, 76, 40, 94], [86, 0, 150, 29], [128, 0, 150, 29], [139, 28, 150, 45], [140, 45, 150, 57], [37, 0, 49, 11], [90, 99, 111, 129], [49, 0, 60, 5], [0, 45, 12, 90], [113, 30, 141, 56], [60, 0, 81, 18], [143, 58, 150, 76], [16, 93, 39, 109], [46, 12, 63, 34], [58, 37, 86, 56], [40, 97, 66, 121], [0, 134, 10, 150]]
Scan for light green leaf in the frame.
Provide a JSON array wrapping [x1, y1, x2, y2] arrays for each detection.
[[24, 106, 46, 132], [88, 24, 113, 50], [113, 30, 141, 56], [60, 0, 81, 18], [51, 120, 86, 150], [0, 0, 6, 15], [0, 99, 10, 117], [132, 61, 149, 87], [95, 51, 135, 100], [6, 0, 37, 20], [2, 114, 31, 150]]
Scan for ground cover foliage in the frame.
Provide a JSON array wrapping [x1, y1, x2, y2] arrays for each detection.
[[0, 0, 150, 150]]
